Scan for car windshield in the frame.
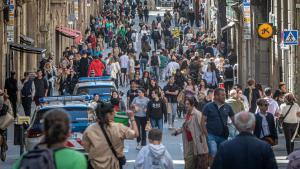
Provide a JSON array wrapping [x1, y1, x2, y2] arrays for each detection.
[[30, 107, 95, 133], [76, 86, 114, 95]]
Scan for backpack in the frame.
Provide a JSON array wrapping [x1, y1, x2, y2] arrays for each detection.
[[21, 80, 33, 97], [224, 66, 234, 79], [19, 146, 57, 169], [151, 55, 159, 66]]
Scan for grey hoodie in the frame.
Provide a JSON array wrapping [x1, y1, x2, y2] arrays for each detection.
[[135, 144, 174, 169]]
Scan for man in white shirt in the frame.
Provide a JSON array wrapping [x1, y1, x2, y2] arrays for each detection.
[[255, 88, 280, 117], [165, 56, 180, 77], [119, 52, 129, 87]]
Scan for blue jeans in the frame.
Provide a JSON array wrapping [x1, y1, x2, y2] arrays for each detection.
[[140, 59, 148, 73], [151, 66, 159, 81], [150, 118, 163, 131], [207, 133, 226, 157], [167, 103, 177, 126]]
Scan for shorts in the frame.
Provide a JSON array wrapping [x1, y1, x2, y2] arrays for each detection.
[[207, 133, 226, 157], [121, 68, 127, 74]]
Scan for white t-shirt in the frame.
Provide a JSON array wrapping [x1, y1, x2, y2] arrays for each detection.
[[280, 103, 300, 124], [166, 61, 180, 76], [120, 54, 129, 69]]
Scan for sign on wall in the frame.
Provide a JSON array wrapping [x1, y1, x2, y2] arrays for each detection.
[[283, 30, 299, 45], [243, 0, 251, 40], [257, 23, 273, 39]]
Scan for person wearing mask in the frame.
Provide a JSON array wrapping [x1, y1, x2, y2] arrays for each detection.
[[111, 90, 126, 112], [172, 98, 209, 169], [13, 109, 87, 169], [203, 88, 234, 162], [4, 72, 18, 117], [163, 76, 179, 129], [78, 52, 90, 77], [253, 99, 278, 146], [135, 129, 174, 169], [131, 89, 150, 150], [88, 56, 105, 77], [83, 102, 138, 169], [244, 79, 261, 113], [211, 112, 278, 169], [279, 93, 300, 155], [21, 72, 34, 117], [147, 90, 167, 131], [33, 70, 49, 106]]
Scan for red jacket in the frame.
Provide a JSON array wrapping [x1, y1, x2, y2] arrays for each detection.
[[88, 59, 105, 76]]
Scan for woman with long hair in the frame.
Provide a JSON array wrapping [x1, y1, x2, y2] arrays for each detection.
[[13, 109, 87, 168], [202, 63, 218, 89], [280, 93, 300, 155], [147, 78, 162, 99], [140, 71, 151, 91], [83, 102, 138, 169], [184, 78, 198, 100], [111, 90, 126, 112]]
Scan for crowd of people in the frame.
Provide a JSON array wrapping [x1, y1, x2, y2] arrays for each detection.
[[0, 0, 300, 169]]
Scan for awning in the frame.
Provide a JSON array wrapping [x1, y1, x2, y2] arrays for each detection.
[[56, 26, 82, 44], [221, 21, 236, 32], [20, 34, 34, 46], [10, 43, 47, 54]]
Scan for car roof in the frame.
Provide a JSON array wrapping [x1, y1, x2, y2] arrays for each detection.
[[75, 81, 115, 88]]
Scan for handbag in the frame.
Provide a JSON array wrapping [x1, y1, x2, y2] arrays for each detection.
[[278, 103, 293, 125], [215, 104, 229, 139], [0, 105, 14, 130], [99, 123, 126, 168], [145, 121, 152, 131]]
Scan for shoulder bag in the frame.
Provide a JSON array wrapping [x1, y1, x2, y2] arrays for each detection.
[[99, 123, 126, 169], [215, 104, 229, 139], [278, 103, 294, 125]]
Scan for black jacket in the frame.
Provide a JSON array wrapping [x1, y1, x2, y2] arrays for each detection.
[[254, 113, 278, 140], [78, 57, 90, 77], [212, 132, 278, 169]]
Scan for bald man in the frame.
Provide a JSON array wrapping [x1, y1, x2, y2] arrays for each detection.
[[212, 111, 278, 169]]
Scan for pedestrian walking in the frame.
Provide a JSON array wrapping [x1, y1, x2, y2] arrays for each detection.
[[131, 89, 150, 150], [279, 93, 300, 155], [88, 55, 105, 77], [78, 52, 90, 77], [203, 88, 234, 162], [120, 52, 130, 87], [254, 98, 278, 146], [172, 98, 209, 169], [13, 109, 87, 169], [83, 102, 138, 169], [149, 51, 160, 81], [4, 71, 17, 117], [211, 111, 278, 169], [163, 76, 179, 129], [135, 129, 174, 169], [20, 72, 33, 117], [244, 79, 261, 113], [33, 70, 49, 106], [147, 90, 167, 131]]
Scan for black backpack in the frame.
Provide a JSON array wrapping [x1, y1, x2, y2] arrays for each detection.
[[224, 66, 234, 79], [21, 80, 33, 97], [19, 145, 57, 169]]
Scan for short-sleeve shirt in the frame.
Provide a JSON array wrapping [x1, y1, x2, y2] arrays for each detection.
[[13, 148, 87, 169], [203, 102, 235, 137], [163, 84, 179, 103]]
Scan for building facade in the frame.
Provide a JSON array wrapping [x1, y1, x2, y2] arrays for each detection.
[[0, 0, 101, 87]]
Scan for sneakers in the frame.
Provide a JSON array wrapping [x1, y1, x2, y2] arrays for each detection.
[[136, 143, 142, 150], [168, 124, 172, 129]]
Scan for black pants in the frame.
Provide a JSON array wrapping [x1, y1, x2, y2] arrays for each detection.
[[224, 81, 234, 95], [21, 97, 32, 117], [9, 95, 17, 118], [283, 122, 298, 154], [135, 116, 147, 146]]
